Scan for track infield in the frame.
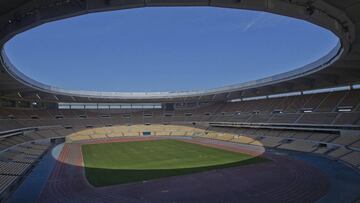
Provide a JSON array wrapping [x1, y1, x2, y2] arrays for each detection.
[[82, 139, 266, 187]]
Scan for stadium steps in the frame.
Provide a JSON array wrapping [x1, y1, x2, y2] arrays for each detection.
[[277, 140, 318, 153], [327, 147, 352, 159], [340, 151, 360, 167]]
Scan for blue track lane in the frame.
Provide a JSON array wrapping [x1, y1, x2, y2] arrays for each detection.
[[7, 143, 64, 203], [7, 143, 360, 203], [269, 149, 360, 203]]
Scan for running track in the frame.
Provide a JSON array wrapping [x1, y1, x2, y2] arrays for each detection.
[[36, 137, 329, 203]]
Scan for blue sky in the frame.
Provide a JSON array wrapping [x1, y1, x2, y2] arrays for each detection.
[[4, 7, 338, 92]]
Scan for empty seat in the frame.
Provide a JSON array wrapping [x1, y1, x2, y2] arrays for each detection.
[[316, 92, 345, 112], [278, 140, 317, 152], [297, 113, 338, 124], [0, 175, 17, 194], [256, 137, 283, 147], [0, 161, 31, 176], [328, 147, 352, 158], [232, 135, 256, 144], [334, 113, 360, 125], [331, 135, 360, 146], [340, 151, 360, 167]]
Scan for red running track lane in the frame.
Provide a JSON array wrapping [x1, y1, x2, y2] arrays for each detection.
[[36, 137, 329, 203]]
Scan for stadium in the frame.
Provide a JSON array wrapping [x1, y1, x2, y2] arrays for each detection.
[[0, 0, 360, 202]]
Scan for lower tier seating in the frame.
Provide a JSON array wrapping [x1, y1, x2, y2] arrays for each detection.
[[0, 141, 51, 200], [0, 123, 359, 200], [278, 140, 318, 152], [0, 175, 17, 194]]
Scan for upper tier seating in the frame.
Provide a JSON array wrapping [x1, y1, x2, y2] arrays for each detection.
[[0, 89, 360, 134]]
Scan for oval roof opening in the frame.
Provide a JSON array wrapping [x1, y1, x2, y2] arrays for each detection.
[[4, 7, 339, 92]]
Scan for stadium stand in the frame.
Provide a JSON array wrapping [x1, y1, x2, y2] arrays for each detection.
[[327, 147, 353, 158], [1, 83, 360, 203], [0, 89, 359, 134], [0, 0, 359, 202], [278, 140, 318, 152], [0, 140, 50, 201], [340, 151, 360, 167]]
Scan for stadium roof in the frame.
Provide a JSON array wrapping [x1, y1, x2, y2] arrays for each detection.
[[0, 0, 359, 103]]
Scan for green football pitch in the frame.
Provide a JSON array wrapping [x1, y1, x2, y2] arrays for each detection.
[[82, 139, 266, 187]]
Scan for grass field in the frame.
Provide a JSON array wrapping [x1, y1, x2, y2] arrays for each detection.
[[82, 139, 266, 187]]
